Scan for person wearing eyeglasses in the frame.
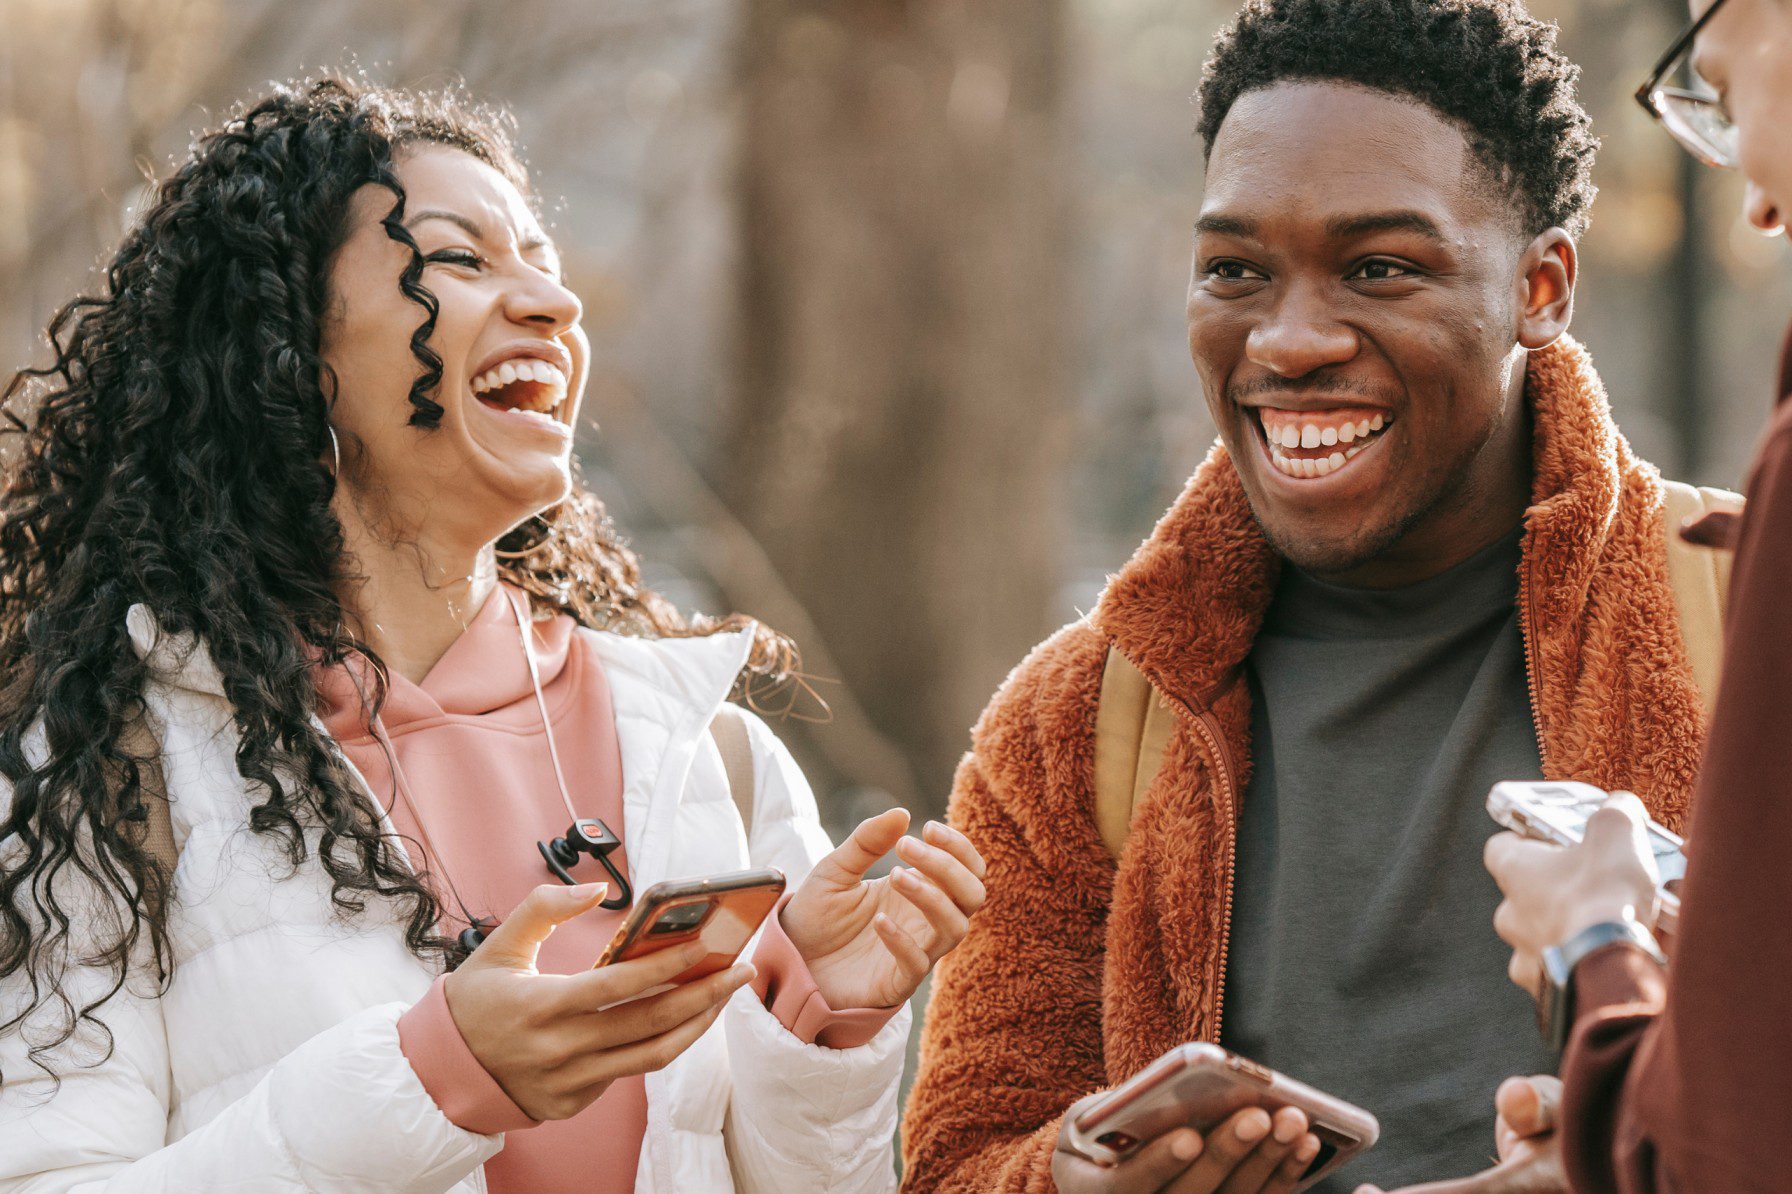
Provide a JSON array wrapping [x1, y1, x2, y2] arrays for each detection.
[[1480, 1, 1792, 1191]]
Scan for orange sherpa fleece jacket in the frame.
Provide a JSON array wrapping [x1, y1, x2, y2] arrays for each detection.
[[901, 338, 1707, 1191]]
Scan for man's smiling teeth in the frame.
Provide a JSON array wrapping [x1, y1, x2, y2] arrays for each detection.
[[1269, 440, 1371, 478], [1264, 412, 1384, 450], [1256, 407, 1393, 480]]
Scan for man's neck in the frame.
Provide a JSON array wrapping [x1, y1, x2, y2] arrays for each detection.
[[331, 492, 500, 686]]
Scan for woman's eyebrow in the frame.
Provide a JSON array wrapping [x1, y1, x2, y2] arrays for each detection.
[[405, 209, 486, 240], [407, 209, 552, 257]]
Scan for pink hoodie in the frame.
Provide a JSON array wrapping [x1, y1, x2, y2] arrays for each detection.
[[317, 584, 894, 1193]]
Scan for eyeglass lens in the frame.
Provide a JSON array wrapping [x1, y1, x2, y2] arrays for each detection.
[[1653, 91, 1740, 169]]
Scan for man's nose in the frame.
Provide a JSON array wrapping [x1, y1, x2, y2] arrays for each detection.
[[1743, 180, 1784, 237], [1245, 288, 1359, 378]]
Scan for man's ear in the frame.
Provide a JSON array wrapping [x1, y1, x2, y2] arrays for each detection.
[[1516, 228, 1577, 349]]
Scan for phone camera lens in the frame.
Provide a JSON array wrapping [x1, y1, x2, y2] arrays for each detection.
[[649, 900, 711, 936]]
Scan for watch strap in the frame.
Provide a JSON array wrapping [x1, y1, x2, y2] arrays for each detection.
[[1539, 919, 1665, 1053]]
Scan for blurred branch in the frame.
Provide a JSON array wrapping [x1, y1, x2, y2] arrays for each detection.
[[591, 374, 925, 814]]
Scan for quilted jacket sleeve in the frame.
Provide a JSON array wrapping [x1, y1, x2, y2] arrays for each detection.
[[0, 843, 499, 1193], [719, 710, 909, 1193]]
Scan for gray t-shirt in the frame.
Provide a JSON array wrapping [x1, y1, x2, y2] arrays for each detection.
[[1219, 528, 1556, 1191]]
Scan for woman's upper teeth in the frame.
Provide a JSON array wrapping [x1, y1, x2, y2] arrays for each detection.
[[471, 358, 568, 397]]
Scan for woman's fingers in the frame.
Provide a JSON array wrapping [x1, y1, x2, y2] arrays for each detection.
[[873, 912, 931, 987], [551, 939, 711, 1015], [921, 818, 987, 880], [578, 962, 756, 1052], [557, 996, 731, 1096], [896, 832, 988, 914], [468, 882, 609, 970], [804, 807, 911, 891], [890, 867, 971, 956]]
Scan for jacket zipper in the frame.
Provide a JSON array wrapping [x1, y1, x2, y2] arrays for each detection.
[[1515, 545, 1553, 775], [1188, 707, 1239, 1043], [1117, 643, 1241, 1044]]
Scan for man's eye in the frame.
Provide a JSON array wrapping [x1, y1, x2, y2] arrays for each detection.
[[1205, 261, 1261, 282], [1353, 260, 1415, 281]]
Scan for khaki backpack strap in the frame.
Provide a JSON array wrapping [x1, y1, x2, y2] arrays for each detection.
[[1093, 648, 1176, 860], [709, 704, 757, 834], [1660, 478, 1743, 715]]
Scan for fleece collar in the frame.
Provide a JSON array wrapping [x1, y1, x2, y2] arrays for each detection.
[[1093, 334, 1706, 811]]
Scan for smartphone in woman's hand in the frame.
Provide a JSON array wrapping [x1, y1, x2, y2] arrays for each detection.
[[592, 868, 786, 1002]]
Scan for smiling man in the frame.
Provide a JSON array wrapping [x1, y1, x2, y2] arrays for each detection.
[[901, 2, 1722, 1192]]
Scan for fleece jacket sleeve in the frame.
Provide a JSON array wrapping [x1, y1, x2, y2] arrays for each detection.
[[900, 742, 1113, 1192]]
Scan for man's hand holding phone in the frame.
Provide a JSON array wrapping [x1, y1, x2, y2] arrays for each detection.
[[444, 882, 756, 1122], [1053, 1095, 1321, 1193], [1484, 791, 1663, 998]]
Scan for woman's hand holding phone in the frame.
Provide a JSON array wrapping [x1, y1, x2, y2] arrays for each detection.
[[1053, 1095, 1321, 1193], [780, 808, 988, 1010], [443, 883, 756, 1122]]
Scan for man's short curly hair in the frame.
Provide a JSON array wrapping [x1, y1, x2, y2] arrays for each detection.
[[1197, 0, 1598, 237]]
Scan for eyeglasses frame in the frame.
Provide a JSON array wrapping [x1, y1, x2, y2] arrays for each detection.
[[1633, 0, 1738, 169]]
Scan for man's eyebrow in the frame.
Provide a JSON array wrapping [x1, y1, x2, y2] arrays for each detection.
[[1325, 211, 1447, 241], [1194, 214, 1258, 238], [406, 209, 554, 255]]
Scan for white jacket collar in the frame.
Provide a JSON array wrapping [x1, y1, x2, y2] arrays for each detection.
[[127, 604, 226, 696], [125, 601, 756, 726]]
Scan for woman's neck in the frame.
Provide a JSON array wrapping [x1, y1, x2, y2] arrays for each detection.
[[332, 495, 501, 686]]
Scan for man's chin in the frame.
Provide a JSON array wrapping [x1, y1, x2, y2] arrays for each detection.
[[1253, 510, 1413, 581]]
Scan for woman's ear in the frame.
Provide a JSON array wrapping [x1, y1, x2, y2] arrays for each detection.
[[1516, 228, 1577, 350]]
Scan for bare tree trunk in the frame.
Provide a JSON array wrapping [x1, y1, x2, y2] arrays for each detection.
[[730, 0, 1071, 820]]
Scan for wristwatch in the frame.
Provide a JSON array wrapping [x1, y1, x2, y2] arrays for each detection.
[[1538, 917, 1667, 1053]]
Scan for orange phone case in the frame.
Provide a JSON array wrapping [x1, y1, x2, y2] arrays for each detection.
[[593, 867, 787, 986]]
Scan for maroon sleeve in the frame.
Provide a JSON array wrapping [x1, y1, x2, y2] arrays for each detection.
[[1559, 405, 1792, 1193]]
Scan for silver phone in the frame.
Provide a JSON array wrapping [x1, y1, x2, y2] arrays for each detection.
[[1486, 780, 1685, 934], [1062, 1044, 1379, 1189]]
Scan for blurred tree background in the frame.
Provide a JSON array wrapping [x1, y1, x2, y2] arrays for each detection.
[[3, 0, 1788, 843]]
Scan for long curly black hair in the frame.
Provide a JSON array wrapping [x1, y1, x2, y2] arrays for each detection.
[[0, 74, 793, 1078]]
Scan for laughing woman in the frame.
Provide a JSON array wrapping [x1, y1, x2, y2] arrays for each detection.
[[0, 77, 983, 1193]]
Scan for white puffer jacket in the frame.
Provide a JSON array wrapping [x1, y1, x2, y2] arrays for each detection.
[[0, 608, 908, 1192]]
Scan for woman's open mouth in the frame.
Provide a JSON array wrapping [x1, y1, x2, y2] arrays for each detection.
[[471, 358, 569, 423], [1249, 405, 1395, 481]]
